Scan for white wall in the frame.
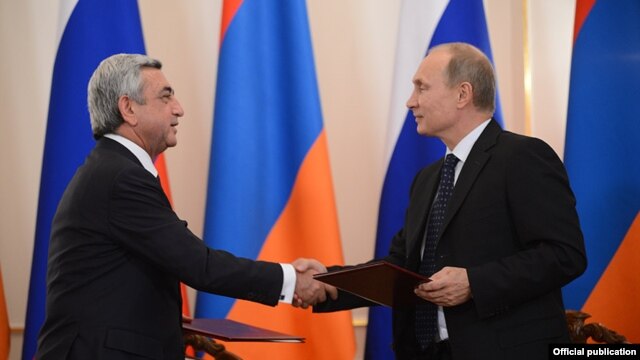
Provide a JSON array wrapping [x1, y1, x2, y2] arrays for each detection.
[[0, 1, 574, 359], [528, 0, 576, 159]]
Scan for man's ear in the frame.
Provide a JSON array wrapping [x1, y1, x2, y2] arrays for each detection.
[[118, 95, 137, 126], [457, 82, 473, 108]]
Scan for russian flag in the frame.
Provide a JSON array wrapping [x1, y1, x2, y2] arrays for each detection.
[[195, 0, 356, 358], [23, 1, 148, 359], [367, 0, 502, 358], [563, 0, 640, 342]]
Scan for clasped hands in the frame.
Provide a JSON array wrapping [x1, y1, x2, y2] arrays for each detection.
[[291, 258, 337, 309]]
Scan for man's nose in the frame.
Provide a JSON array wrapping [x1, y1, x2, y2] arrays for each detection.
[[173, 98, 185, 117], [406, 92, 417, 109]]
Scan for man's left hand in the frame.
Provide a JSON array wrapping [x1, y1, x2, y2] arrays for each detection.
[[414, 266, 471, 307]]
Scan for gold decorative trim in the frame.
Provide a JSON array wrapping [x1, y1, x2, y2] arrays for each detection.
[[353, 318, 368, 327]]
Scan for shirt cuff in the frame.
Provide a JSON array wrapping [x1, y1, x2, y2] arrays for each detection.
[[279, 263, 296, 304]]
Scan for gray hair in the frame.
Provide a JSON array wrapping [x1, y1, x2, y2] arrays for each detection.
[[431, 43, 496, 113], [87, 53, 162, 139]]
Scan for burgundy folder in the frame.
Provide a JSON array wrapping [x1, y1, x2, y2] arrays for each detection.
[[183, 318, 304, 343], [313, 261, 430, 307]]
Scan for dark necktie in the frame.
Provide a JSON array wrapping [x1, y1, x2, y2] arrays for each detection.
[[415, 153, 459, 349]]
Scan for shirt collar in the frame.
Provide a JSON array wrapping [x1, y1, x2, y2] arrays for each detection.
[[103, 133, 158, 177], [447, 118, 492, 163]]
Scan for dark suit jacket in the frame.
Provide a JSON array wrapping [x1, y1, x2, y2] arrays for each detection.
[[316, 120, 586, 359], [36, 138, 284, 360]]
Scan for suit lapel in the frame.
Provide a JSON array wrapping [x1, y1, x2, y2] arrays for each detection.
[[440, 120, 501, 237]]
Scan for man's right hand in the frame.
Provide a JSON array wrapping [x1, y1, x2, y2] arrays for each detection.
[[292, 258, 338, 308]]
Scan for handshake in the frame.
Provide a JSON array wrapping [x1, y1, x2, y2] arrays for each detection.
[[291, 258, 337, 309]]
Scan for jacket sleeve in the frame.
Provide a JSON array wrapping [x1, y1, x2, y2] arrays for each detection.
[[107, 165, 283, 306]]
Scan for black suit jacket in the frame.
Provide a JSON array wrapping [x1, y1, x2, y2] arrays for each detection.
[[37, 138, 284, 359], [316, 120, 586, 359]]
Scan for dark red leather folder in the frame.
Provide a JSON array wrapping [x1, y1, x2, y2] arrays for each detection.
[[314, 261, 430, 307]]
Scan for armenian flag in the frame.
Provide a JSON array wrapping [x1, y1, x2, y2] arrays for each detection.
[[563, 0, 640, 343], [195, 1, 356, 358]]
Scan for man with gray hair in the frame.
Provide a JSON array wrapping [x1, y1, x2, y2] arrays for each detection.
[[36, 54, 333, 359]]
